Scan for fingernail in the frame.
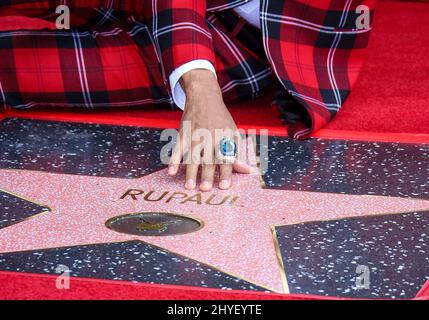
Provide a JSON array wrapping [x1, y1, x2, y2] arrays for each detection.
[[185, 179, 195, 190], [200, 181, 212, 191], [219, 180, 231, 190]]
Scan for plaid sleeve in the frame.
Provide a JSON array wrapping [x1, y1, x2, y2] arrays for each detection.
[[144, 0, 217, 85]]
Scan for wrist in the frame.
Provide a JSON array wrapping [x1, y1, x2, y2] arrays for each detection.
[[181, 69, 220, 95], [180, 70, 226, 112]]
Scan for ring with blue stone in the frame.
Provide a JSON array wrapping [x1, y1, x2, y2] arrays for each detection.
[[218, 138, 237, 162]]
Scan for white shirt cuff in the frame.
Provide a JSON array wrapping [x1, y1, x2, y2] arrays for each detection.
[[233, 0, 261, 29], [169, 59, 217, 110]]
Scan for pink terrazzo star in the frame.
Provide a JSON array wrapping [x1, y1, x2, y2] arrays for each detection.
[[1, 141, 429, 293]]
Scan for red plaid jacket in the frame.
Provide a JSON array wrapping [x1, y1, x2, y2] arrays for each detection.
[[0, 0, 377, 139]]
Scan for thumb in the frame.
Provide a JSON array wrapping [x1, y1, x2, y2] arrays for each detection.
[[233, 160, 259, 174]]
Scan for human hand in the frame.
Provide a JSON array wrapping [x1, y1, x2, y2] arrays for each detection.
[[168, 69, 256, 191]]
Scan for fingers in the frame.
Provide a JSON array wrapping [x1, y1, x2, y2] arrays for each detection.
[[185, 163, 199, 190], [168, 145, 181, 176], [184, 141, 201, 190], [233, 160, 258, 174], [169, 117, 258, 190], [200, 163, 215, 192], [233, 133, 258, 175], [215, 131, 234, 190], [168, 132, 186, 176], [219, 163, 233, 190]]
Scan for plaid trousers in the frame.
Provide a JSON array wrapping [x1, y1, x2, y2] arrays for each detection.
[[0, 0, 376, 139]]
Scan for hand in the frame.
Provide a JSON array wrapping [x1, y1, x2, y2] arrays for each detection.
[[168, 69, 255, 191]]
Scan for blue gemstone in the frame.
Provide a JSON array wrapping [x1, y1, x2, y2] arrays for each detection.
[[220, 139, 236, 156]]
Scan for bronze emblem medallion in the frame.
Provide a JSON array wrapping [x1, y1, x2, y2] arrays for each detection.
[[105, 212, 204, 236]]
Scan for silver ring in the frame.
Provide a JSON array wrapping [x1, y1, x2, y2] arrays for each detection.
[[218, 138, 237, 163]]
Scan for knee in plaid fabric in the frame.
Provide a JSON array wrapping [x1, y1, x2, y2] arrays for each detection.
[[0, 1, 170, 109], [0, 0, 273, 110], [207, 11, 273, 103], [0, 1, 148, 27], [0, 22, 171, 109]]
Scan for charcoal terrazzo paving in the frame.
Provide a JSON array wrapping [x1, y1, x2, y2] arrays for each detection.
[[0, 118, 167, 178], [262, 136, 429, 199], [0, 190, 50, 229], [0, 240, 268, 291], [274, 211, 429, 299]]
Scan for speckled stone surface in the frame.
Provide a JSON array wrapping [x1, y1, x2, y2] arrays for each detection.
[[0, 118, 166, 178], [0, 240, 267, 291], [0, 189, 50, 229], [262, 137, 429, 199], [274, 211, 429, 299], [1, 118, 429, 296]]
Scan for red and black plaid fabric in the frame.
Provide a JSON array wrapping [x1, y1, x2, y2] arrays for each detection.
[[0, 0, 271, 109], [260, 0, 377, 138], [0, 0, 376, 139]]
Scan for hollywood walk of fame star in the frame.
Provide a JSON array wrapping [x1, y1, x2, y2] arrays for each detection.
[[1, 158, 429, 293]]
